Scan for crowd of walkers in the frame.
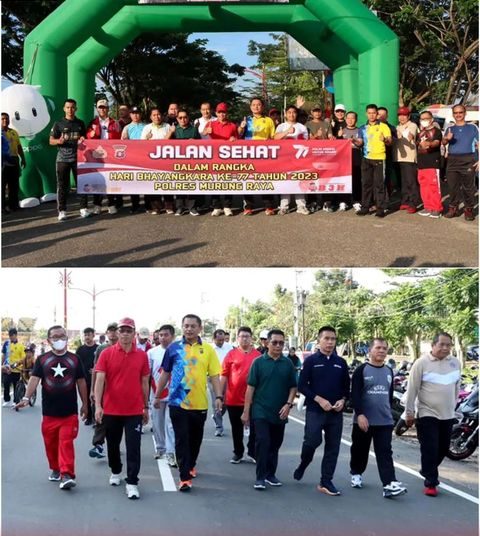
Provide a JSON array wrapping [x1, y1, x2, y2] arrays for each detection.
[[4, 318, 460, 501], [2, 97, 477, 221]]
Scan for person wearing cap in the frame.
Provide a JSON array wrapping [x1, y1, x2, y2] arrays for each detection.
[[416, 110, 444, 218], [136, 327, 152, 352], [274, 105, 310, 215], [141, 108, 175, 214], [153, 314, 222, 492], [16, 325, 88, 491], [256, 329, 270, 355], [76, 327, 98, 425], [394, 107, 420, 214], [204, 102, 238, 216], [238, 97, 277, 216], [86, 99, 122, 215], [89, 322, 119, 460], [269, 108, 281, 127], [306, 107, 333, 141], [94, 317, 150, 500], [356, 104, 393, 218], [195, 102, 217, 140], [331, 104, 347, 138], [117, 104, 131, 130], [2, 327, 25, 406], [120, 106, 147, 213], [49, 99, 98, 221]]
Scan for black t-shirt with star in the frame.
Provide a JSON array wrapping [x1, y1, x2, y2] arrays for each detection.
[[32, 351, 86, 417]]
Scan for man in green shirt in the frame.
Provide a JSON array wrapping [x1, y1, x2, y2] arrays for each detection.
[[242, 329, 297, 490]]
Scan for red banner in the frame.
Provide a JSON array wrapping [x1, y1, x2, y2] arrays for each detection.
[[77, 139, 352, 195]]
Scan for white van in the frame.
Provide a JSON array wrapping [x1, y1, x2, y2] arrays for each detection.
[[424, 104, 479, 128]]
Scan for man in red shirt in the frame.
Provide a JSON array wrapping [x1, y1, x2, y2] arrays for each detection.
[[204, 102, 238, 217], [94, 317, 150, 500], [221, 326, 261, 463]]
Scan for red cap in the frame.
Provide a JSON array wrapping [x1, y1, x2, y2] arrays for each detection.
[[118, 317, 135, 329], [269, 108, 280, 116], [397, 106, 410, 116], [216, 102, 228, 113]]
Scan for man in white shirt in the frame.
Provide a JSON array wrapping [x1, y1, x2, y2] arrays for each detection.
[[148, 325, 177, 467], [141, 109, 174, 140], [210, 329, 233, 437], [195, 102, 217, 140], [274, 105, 309, 215]]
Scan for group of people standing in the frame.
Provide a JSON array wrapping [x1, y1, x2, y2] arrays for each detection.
[[13, 316, 460, 502], [3, 95, 470, 222]]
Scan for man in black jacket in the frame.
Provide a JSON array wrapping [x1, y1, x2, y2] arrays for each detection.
[[349, 338, 407, 498], [293, 326, 350, 496]]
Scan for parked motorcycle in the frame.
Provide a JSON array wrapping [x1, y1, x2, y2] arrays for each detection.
[[447, 384, 479, 460]]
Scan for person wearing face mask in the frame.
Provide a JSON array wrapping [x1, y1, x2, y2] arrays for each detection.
[[416, 111, 444, 218], [16, 326, 88, 491]]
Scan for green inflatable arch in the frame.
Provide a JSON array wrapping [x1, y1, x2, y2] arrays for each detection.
[[21, 0, 399, 199]]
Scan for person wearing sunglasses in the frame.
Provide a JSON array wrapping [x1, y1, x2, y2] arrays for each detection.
[[241, 329, 297, 490], [293, 325, 350, 496], [442, 104, 479, 221]]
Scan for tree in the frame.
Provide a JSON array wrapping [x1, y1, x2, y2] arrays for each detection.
[[1, 318, 15, 332], [247, 33, 328, 110], [364, 0, 479, 106]]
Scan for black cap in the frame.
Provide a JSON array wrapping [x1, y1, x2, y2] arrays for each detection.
[[130, 106, 141, 113], [106, 322, 118, 331]]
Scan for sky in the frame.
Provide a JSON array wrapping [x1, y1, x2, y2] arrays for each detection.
[[0, 268, 399, 333]]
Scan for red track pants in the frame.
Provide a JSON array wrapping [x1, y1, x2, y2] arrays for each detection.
[[41, 414, 79, 477], [417, 168, 443, 212]]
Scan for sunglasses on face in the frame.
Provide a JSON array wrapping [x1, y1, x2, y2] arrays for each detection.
[[270, 340, 285, 347]]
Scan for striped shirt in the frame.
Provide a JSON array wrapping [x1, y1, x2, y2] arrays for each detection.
[[405, 353, 461, 420]]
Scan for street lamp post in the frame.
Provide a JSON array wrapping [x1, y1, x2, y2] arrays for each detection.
[[69, 284, 123, 332]]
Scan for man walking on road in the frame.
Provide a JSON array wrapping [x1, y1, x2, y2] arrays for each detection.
[[242, 329, 297, 490], [405, 332, 461, 497], [350, 338, 407, 498], [89, 322, 118, 459], [94, 317, 150, 500], [16, 326, 88, 490], [76, 327, 98, 425], [210, 328, 233, 437], [2, 327, 25, 406], [153, 314, 223, 492], [293, 326, 350, 496], [221, 326, 261, 463]]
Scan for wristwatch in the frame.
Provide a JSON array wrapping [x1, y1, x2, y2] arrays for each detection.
[[287, 402, 294, 408], [216, 396, 224, 401], [22, 397, 29, 402]]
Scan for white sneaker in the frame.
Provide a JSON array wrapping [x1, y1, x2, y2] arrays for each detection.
[[79, 208, 92, 218], [166, 453, 177, 467], [351, 474, 363, 488], [57, 211, 67, 221], [2, 401, 11, 407], [353, 202, 362, 213], [224, 207, 233, 217], [92, 205, 102, 215], [338, 202, 347, 211], [296, 207, 310, 215], [126, 483, 140, 499], [383, 481, 407, 498], [109, 473, 121, 486], [108, 206, 118, 215], [211, 208, 223, 217]]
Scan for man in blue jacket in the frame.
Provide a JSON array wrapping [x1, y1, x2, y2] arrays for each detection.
[[293, 326, 350, 496]]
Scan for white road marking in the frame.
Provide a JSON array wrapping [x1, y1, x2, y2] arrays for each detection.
[[288, 414, 479, 505], [152, 437, 177, 492]]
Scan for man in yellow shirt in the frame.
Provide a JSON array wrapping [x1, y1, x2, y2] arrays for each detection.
[[2, 328, 26, 406], [153, 314, 223, 492], [1, 113, 26, 212], [356, 104, 392, 218]]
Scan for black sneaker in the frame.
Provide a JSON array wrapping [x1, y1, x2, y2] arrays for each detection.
[[374, 210, 386, 218], [293, 465, 306, 481], [265, 476, 283, 486], [356, 208, 370, 216], [48, 470, 61, 482], [59, 474, 76, 490], [317, 481, 341, 496], [254, 479, 266, 490], [230, 454, 243, 464]]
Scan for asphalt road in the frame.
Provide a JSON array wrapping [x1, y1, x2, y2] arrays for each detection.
[[3, 399, 478, 536], [1, 194, 478, 267]]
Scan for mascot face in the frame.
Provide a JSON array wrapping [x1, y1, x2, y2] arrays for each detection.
[[1, 84, 51, 139]]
